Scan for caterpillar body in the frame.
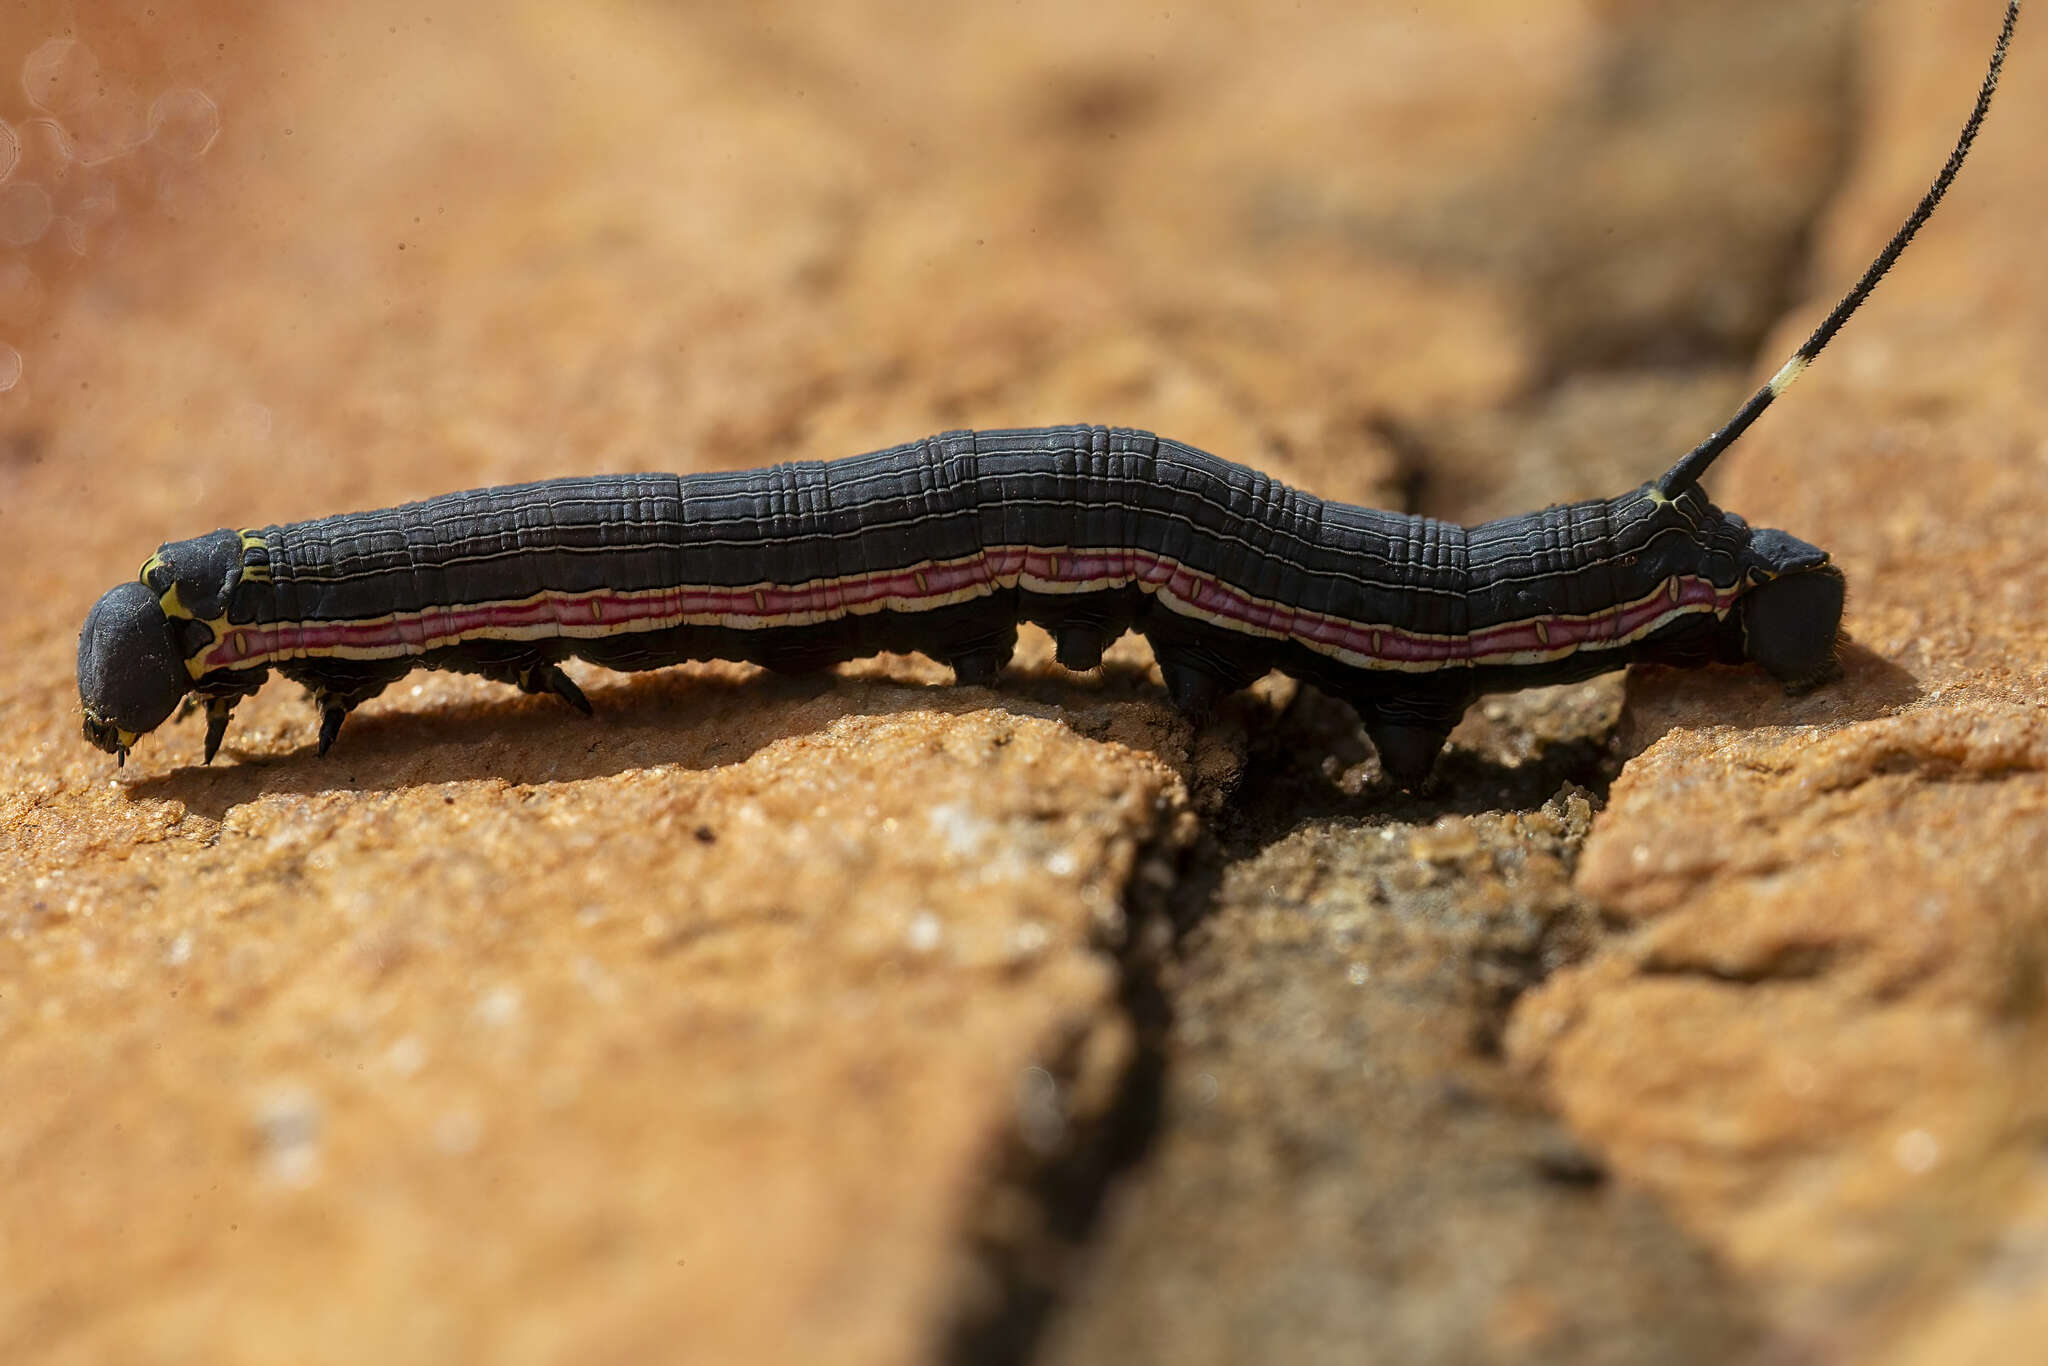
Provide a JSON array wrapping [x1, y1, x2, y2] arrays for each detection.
[[76, 3, 2019, 787]]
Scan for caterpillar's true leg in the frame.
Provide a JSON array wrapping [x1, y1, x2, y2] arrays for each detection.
[[517, 662, 593, 716], [315, 698, 349, 756], [456, 650, 597, 714], [278, 659, 403, 758], [202, 696, 239, 765], [187, 673, 266, 765], [305, 686, 370, 757]]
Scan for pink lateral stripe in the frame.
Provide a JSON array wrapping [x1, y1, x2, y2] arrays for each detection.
[[196, 544, 1736, 674]]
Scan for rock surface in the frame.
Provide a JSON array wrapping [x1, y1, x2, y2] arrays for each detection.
[[1042, 777, 1767, 1366], [1, 1, 2042, 1363], [1505, 4, 2048, 1363]]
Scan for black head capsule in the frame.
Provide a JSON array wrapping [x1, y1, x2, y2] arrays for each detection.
[[1733, 527, 1846, 691], [78, 580, 192, 763]]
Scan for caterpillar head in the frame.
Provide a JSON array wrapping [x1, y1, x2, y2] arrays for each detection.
[[78, 580, 189, 764], [79, 528, 247, 764], [1631, 490, 1845, 692], [1733, 525, 1845, 691]]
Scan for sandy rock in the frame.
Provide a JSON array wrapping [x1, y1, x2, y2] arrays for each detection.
[[0, 3, 1222, 1360], [1043, 789, 1768, 1366], [0, 0, 1582, 1358], [1, 690, 1192, 1362], [1507, 3, 2048, 1357], [8, 0, 2040, 1361]]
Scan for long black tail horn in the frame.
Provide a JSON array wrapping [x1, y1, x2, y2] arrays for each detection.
[[1659, 0, 2019, 497]]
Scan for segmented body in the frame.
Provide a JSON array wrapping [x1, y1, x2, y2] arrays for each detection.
[[76, 4, 2018, 781], [146, 425, 1752, 783]]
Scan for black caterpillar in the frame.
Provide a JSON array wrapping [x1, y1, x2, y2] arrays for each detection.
[[76, 3, 2018, 787]]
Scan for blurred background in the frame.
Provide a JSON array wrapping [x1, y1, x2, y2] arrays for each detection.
[[5, 3, 2044, 1365], [0, 0, 1860, 544]]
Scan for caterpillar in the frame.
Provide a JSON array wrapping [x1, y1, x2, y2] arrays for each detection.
[[77, 2, 2018, 788]]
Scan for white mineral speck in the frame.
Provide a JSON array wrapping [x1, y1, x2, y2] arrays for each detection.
[[435, 1107, 483, 1155], [573, 956, 620, 1005], [1017, 1065, 1065, 1154], [926, 802, 988, 856], [906, 911, 942, 953], [475, 985, 522, 1028], [1895, 1129, 1941, 1175], [385, 1035, 428, 1078], [1009, 921, 1050, 958], [253, 1084, 323, 1188]]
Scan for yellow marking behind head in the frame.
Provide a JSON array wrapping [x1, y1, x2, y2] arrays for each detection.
[[237, 530, 272, 584], [140, 550, 234, 678]]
